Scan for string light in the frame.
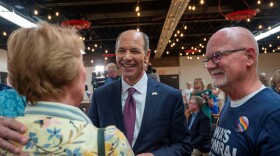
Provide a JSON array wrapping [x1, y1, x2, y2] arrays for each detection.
[[184, 25, 187, 30], [91, 60, 94, 63], [34, 9, 38, 15], [269, 2, 274, 7], [192, 6, 196, 11], [257, 0, 261, 5], [137, 12, 141, 17], [48, 15, 52, 20], [200, 0, 204, 5], [135, 6, 140, 12], [55, 11, 59, 16], [3, 32, 6, 36]]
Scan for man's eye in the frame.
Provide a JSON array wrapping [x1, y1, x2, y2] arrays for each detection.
[[213, 53, 221, 59], [117, 49, 125, 53]]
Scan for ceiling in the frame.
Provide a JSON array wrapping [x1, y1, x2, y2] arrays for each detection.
[[0, 0, 280, 67]]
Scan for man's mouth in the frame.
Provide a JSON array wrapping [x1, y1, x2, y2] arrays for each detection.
[[211, 69, 224, 78], [122, 63, 136, 68]]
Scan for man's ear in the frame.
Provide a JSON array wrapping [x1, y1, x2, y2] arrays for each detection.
[[245, 48, 256, 67], [276, 84, 280, 93], [145, 49, 151, 63]]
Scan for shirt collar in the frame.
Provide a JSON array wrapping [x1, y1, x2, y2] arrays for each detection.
[[122, 72, 148, 95], [25, 101, 92, 123]]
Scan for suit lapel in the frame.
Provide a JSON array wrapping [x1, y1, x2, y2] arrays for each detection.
[[133, 78, 160, 149], [110, 79, 126, 133]]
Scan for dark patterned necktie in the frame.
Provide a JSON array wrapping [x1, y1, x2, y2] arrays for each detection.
[[124, 87, 136, 146]]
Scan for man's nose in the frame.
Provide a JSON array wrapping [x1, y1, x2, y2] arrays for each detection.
[[205, 60, 217, 69], [124, 51, 132, 59]]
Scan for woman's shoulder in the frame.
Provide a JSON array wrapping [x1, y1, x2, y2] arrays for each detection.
[[13, 116, 134, 156]]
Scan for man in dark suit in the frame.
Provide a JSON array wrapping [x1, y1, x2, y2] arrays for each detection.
[[88, 30, 192, 156], [188, 96, 211, 156]]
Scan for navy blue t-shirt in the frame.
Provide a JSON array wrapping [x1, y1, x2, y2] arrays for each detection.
[[209, 88, 280, 156]]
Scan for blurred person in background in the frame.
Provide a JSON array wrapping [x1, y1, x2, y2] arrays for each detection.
[[271, 69, 280, 95], [188, 96, 211, 156], [104, 63, 120, 85], [192, 78, 214, 122]]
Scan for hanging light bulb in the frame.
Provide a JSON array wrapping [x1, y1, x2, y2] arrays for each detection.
[[55, 11, 59, 16], [270, 2, 274, 7], [247, 18, 250, 22], [48, 15, 52, 20], [192, 6, 196, 11], [184, 25, 187, 29], [3, 32, 7, 36], [200, 0, 204, 5], [135, 6, 140, 12], [137, 12, 141, 17], [257, 0, 261, 5], [34, 9, 38, 15]]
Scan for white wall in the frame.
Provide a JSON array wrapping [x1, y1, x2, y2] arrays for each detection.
[[85, 67, 94, 93], [179, 56, 212, 89], [0, 49, 8, 72]]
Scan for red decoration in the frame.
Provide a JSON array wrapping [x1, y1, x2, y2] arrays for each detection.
[[185, 49, 199, 53], [102, 54, 116, 57], [61, 20, 91, 29], [225, 10, 256, 21]]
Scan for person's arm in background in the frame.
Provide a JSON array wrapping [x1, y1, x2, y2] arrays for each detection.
[[182, 90, 188, 104], [0, 117, 28, 155]]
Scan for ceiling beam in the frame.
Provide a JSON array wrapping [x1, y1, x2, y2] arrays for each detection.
[[154, 0, 190, 59]]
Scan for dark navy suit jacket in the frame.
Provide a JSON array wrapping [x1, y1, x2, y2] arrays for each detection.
[[88, 77, 192, 155], [188, 111, 211, 153]]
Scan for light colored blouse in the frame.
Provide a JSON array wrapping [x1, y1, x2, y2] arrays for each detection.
[[0, 102, 134, 156]]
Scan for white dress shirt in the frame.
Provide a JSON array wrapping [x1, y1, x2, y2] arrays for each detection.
[[122, 73, 148, 147]]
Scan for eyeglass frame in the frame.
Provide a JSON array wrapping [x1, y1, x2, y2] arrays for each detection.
[[202, 48, 246, 67]]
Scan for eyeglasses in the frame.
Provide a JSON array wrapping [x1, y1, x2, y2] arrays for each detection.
[[202, 48, 246, 67]]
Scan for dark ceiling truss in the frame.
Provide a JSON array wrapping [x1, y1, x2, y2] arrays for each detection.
[[0, 0, 280, 65]]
